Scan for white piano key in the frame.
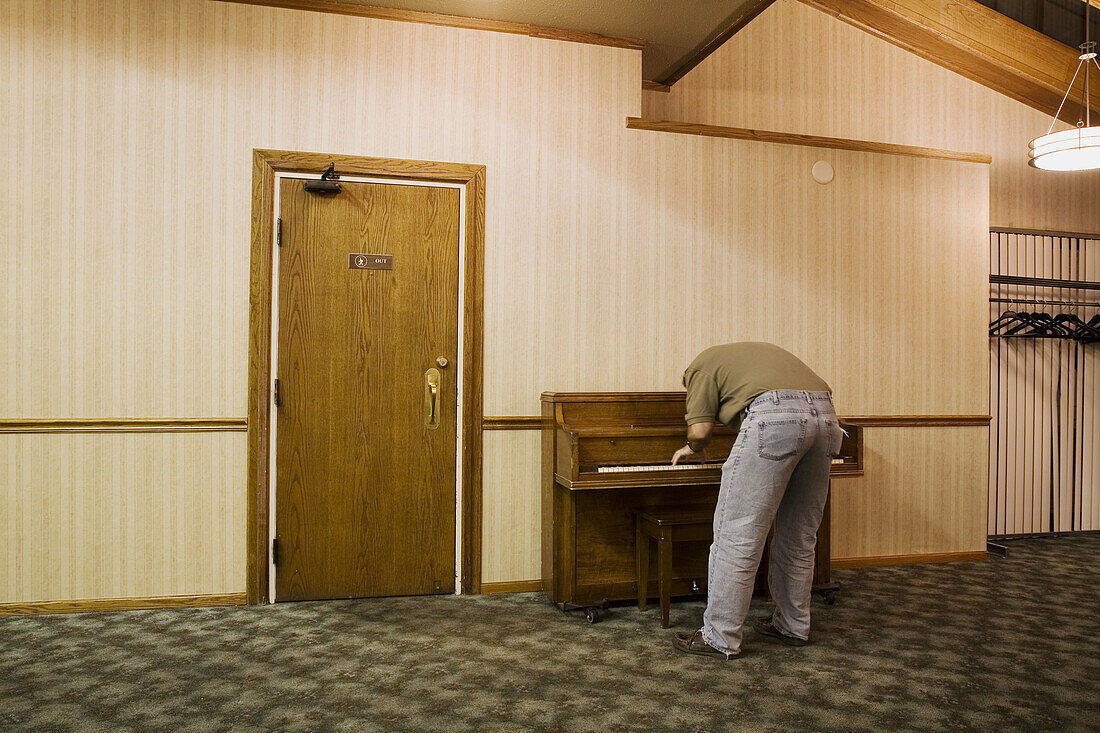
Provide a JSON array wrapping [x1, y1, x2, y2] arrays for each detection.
[[596, 458, 850, 473], [596, 463, 724, 473]]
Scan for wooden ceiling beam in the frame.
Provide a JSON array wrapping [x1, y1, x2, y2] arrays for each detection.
[[653, 0, 777, 86], [799, 0, 1100, 121]]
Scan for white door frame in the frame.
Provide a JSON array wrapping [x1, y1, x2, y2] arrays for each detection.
[[268, 172, 468, 602]]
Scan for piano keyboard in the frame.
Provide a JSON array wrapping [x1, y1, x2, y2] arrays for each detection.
[[597, 458, 850, 473], [597, 463, 724, 473]]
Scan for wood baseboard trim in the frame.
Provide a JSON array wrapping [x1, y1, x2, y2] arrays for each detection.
[[216, 1, 645, 49], [0, 593, 248, 616], [625, 117, 992, 164], [0, 418, 248, 434], [832, 551, 988, 568], [481, 552, 988, 592], [479, 580, 543, 594]]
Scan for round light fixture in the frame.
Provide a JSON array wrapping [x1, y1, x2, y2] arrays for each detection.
[[1029, 124, 1100, 171]]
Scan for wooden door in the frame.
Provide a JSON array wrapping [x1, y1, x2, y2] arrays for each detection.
[[275, 178, 460, 601]]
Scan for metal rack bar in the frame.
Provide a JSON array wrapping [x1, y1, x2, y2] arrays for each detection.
[[990, 297, 1100, 307], [990, 274, 1100, 291], [995, 333, 1100, 340]]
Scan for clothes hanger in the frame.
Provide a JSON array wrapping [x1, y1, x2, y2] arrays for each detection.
[[1004, 311, 1042, 336], [1070, 312, 1100, 343], [988, 310, 1021, 336]]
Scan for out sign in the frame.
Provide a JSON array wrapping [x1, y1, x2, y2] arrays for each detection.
[[349, 254, 393, 270]]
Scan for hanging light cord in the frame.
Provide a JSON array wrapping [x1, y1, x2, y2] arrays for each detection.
[[1086, 0, 1093, 128], [1046, 0, 1100, 135]]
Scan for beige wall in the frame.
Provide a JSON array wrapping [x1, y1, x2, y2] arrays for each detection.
[[2, 0, 990, 601], [0, 433, 245, 601], [832, 428, 989, 558], [642, 0, 1100, 234]]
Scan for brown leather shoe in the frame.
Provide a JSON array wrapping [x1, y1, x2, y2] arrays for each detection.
[[751, 616, 809, 646], [672, 629, 740, 659]]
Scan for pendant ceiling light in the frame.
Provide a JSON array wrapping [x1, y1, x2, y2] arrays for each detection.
[[1029, 1, 1100, 171]]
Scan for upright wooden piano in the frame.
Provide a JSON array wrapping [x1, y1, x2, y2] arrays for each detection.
[[541, 391, 863, 617]]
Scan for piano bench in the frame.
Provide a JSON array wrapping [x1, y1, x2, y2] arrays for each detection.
[[635, 507, 714, 628]]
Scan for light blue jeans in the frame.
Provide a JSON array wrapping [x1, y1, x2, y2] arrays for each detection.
[[701, 390, 843, 656]]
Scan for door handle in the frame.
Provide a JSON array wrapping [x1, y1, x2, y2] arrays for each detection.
[[425, 367, 441, 430]]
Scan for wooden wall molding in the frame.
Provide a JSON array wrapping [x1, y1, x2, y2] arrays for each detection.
[[990, 227, 1100, 241], [216, 0, 645, 49], [0, 593, 247, 617], [626, 117, 992, 163], [832, 550, 988, 568], [482, 416, 544, 430], [798, 0, 1100, 121], [527, 26, 644, 49], [482, 413, 991, 430], [0, 418, 247, 434], [656, 0, 777, 86], [840, 415, 991, 426], [248, 149, 485, 604]]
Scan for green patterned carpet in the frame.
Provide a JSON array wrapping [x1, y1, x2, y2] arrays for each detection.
[[2, 535, 1099, 732]]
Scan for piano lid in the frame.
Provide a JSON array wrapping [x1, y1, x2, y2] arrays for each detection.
[[544, 391, 705, 434]]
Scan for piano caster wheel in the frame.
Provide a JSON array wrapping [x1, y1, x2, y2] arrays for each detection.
[[586, 608, 602, 624], [822, 590, 837, 606]]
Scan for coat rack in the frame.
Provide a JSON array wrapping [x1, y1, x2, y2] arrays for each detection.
[[987, 230, 1100, 537], [989, 274, 1100, 343]]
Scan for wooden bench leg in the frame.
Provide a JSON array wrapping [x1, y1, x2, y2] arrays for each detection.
[[636, 518, 649, 611], [658, 536, 672, 628]]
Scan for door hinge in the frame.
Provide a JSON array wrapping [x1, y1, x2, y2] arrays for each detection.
[[273, 378, 281, 407], [276, 217, 283, 247], [272, 538, 280, 567]]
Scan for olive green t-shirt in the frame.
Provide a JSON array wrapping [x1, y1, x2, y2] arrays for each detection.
[[683, 342, 830, 432]]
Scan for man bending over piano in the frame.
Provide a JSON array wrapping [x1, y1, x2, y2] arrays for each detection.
[[670, 342, 843, 660]]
